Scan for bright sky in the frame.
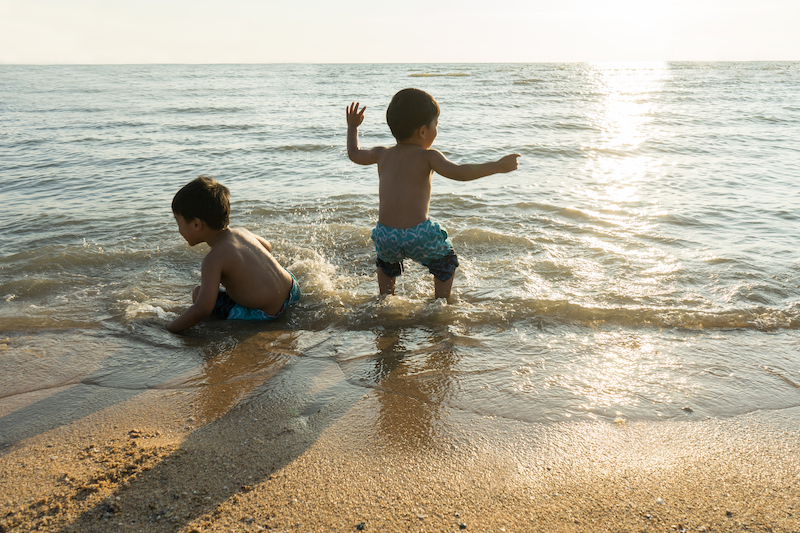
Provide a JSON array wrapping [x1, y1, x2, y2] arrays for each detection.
[[1, 0, 798, 64]]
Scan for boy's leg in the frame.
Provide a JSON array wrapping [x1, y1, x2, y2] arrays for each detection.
[[377, 267, 396, 295], [375, 257, 401, 295], [434, 271, 455, 300], [192, 285, 201, 303], [423, 251, 459, 300]]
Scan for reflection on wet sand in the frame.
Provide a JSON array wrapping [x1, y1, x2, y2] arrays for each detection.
[[169, 331, 301, 424], [336, 326, 461, 449]]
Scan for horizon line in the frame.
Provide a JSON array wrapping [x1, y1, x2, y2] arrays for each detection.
[[2, 59, 799, 67]]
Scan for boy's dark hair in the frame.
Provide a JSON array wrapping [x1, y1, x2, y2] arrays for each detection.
[[386, 88, 440, 141], [172, 175, 230, 230]]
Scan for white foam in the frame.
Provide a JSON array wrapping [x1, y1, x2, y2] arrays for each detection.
[[122, 301, 176, 321]]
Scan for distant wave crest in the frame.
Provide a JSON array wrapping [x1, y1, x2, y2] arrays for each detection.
[[408, 72, 470, 77]]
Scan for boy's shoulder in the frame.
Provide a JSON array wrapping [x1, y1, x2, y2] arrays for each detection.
[[205, 228, 261, 256], [203, 228, 269, 270], [227, 226, 255, 239], [221, 227, 264, 250]]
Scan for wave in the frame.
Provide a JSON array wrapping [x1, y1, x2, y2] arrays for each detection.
[[167, 106, 247, 114], [256, 249, 800, 333], [743, 115, 798, 125], [508, 300, 800, 331], [0, 243, 157, 272], [270, 144, 338, 153], [408, 72, 470, 77], [109, 121, 150, 128], [0, 315, 96, 334], [457, 228, 536, 247], [290, 292, 800, 333], [176, 124, 256, 131], [3, 233, 800, 336], [551, 122, 600, 132], [517, 145, 583, 159]]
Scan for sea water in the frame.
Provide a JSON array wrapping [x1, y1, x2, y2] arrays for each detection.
[[1, 63, 799, 437]]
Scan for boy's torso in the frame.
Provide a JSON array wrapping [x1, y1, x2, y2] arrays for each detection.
[[207, 228, 292, 316], [376, 144, 434, 229]]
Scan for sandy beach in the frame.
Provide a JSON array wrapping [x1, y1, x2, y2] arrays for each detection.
[[1, 332, 799, 533]]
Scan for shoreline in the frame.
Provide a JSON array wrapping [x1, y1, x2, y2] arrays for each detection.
[[2, 356, 799, 532]]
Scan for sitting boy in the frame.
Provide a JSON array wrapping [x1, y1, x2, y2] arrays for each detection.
[[346, 88, 520, 299], [166, 175, 300, 333]]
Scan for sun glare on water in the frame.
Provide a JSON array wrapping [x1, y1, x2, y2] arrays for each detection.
[[579, 62, 671, 228]]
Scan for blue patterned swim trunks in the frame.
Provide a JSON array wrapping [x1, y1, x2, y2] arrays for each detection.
[[371, 219, 459, 282], [212, 270, 301, 321]]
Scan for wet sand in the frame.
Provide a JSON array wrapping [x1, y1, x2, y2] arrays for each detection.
[[1, 352, 799, 532]]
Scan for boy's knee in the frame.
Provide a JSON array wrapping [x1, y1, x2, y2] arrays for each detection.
[[423, 252, 459, 282]]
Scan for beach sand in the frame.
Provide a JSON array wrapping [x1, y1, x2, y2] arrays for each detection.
[[1, 340, 799, 533]]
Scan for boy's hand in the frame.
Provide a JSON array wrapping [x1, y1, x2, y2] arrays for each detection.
[[346, 102, 365, 127], [499, 154, 520, 173]]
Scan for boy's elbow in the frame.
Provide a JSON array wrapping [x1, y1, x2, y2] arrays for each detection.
[[442, 168, 478, 182], [453, 169, 477, 181], [348, 153, 369, 166]]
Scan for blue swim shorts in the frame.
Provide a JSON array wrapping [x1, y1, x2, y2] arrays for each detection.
[[371, 219, 459, 282], [212, 270, 301, 321]]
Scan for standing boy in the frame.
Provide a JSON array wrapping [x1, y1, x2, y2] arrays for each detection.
[[346, 88, 520, 299], [167, 176, 300, 333]]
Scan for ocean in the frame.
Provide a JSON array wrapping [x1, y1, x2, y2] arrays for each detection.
[[1, 63, 799, 439]]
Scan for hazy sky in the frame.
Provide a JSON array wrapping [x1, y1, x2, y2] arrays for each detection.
[[1, 0, 798, 64]]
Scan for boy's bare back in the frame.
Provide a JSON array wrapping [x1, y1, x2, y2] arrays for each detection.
[[373, 143, 436, 228], [205, 227, 292, 316]]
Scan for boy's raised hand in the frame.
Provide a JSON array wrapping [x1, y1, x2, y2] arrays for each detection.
[[499, 153, 521, 173], [346, 102, 366, 127]]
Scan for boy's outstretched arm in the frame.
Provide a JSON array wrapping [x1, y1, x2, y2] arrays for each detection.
[[428, 150, 520, 181], [346, 102, 382, 165], [166, 257, 222, 333]]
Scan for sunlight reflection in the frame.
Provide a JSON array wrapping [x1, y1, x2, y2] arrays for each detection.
[[580, 62, 670, 215], [588, 61, 669, 144], [553, 331, 684, 416], [556, 63, 678, 308]]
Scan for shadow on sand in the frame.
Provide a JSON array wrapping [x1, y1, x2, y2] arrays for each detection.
[[53, 324, 459, 532], [1, 321, 461, 532]]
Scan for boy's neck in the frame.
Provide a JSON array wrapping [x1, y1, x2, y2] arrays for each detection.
[[396, 139, 427, 148], [203, 227, 228, 247]]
